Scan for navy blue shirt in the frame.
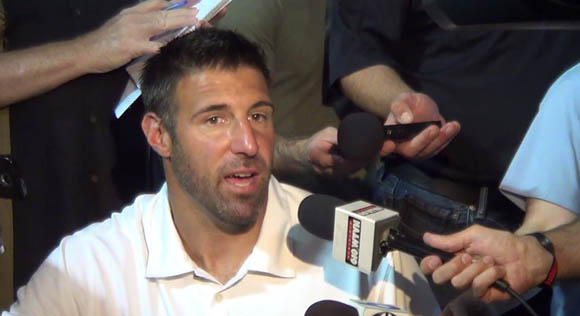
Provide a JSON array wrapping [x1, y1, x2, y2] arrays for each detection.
[[327, 0, 580, 184]]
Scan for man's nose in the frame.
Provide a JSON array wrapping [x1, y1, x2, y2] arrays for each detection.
[[229, 120, 258, 157]]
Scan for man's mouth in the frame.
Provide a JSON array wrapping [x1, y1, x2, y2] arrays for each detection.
[[224, 171, 259, 188]]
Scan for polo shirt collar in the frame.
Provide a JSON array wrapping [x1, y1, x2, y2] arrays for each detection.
[[143, 184, 197, 279], [244, 177, 296, 278], [142, 178, 296, 280]]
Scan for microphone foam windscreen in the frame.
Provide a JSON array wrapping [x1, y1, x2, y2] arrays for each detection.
[[338, 112, 384, 161], [304, 300, 358, 316], [297, 194, 344, 241]]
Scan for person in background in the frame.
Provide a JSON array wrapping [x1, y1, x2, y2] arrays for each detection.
[[421, 61, 580, 315], [327, 0, 580, 239], [1, 0, 201, 293], [215, 0, 375, 201], [217, 0, 339, 138], [326, 0, 580, 312], [421, 221, 580, 304]]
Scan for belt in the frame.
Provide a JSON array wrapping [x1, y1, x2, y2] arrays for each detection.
[[383, 161, 523, 223], [390, 163, 484, 201]]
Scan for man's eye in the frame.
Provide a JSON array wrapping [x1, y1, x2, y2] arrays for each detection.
[[250, 113, 269, 122], [206, 116, 224, 125]]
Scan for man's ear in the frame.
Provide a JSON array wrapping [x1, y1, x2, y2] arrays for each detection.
[[142, 112, 172, 158]]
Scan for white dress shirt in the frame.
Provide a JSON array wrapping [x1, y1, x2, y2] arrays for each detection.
[[4, 177, 438, 316]]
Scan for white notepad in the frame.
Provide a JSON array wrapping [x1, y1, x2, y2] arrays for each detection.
[[115, 0, 232, 118]]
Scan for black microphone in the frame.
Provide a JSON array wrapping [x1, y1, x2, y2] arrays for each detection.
[[298, 194, 454, 273], [337, 113, 384, 162], [337, 112, 441, 161], [298, 194, 343, 241], [304, 300, 358, 316], [305, 300, 407, 316]]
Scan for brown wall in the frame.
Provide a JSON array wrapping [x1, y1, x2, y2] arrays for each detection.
[[0, 0, 15, 310], [0, 108, 13, 311]]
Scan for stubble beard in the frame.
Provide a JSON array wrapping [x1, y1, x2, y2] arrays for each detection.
[[171, 140, 271, 234]]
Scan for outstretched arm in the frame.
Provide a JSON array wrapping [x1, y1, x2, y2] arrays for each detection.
[[273, 127, 365, 177], [420, 203, 579, 304], [0, 0, 198, 107], [420, 224, 552, 302]]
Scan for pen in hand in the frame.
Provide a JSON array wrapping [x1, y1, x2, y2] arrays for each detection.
[[164, 0, 189, 11], [151, 0, 196, 42]]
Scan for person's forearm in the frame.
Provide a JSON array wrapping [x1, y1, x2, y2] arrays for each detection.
[[515, 198, 579, 281], [340, 64, 413, 118], [546, 219, 580, 279], [515, 198, 577, 235], [273, 135, 311, 176], [0, 38, 95, 107]]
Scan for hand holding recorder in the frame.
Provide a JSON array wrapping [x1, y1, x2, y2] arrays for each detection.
[[337, 92, 460, 162], [382, 92, 460, 159]]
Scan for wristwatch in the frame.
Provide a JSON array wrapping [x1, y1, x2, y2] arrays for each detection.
[[527, 232, 558, 287]]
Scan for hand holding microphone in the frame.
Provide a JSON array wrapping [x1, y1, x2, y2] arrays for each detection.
[[337, 92, 460, 162], [298, 194, 539, 316], [337, 112, 442, 161], [290, 92, 459, 178]]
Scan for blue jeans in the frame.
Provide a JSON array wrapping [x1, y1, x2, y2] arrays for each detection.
[[371, 163, 517, 239]]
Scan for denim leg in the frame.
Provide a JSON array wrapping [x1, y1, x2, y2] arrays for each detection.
[[372, 165, 474, 237], [473, 216, 512, 232]]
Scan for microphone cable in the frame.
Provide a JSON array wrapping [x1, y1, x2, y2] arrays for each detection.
[[493, 280, 538, 316]]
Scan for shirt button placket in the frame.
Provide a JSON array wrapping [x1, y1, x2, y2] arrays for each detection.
[[209, 292, 228, 316]]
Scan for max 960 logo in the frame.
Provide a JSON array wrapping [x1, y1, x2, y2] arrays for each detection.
[[345, 217, 361, 266]]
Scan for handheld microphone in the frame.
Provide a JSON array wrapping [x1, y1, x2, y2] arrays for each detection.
[[304, 300, 358, 316], [337, 112, 441, 161], [304, 299, 409, 316], [298, 194, 452, 274]]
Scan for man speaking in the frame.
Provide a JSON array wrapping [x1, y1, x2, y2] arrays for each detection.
[[3, 29, 438, 315]]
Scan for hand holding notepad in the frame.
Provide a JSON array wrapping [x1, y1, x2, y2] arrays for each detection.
[[115, 0, 232, 118]]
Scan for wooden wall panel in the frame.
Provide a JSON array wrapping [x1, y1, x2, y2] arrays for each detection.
[[0, 1, 15, 309]]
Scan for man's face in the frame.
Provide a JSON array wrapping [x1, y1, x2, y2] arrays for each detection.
[[170, 66, 274, 232]]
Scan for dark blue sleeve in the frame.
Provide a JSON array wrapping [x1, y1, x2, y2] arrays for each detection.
[[327, 0, 410, 89]]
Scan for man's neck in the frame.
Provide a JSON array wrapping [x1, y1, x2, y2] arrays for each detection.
[[167, 184, 266, 284]]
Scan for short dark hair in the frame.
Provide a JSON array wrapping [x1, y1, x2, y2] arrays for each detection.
[[141, 28, 270, 137]]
